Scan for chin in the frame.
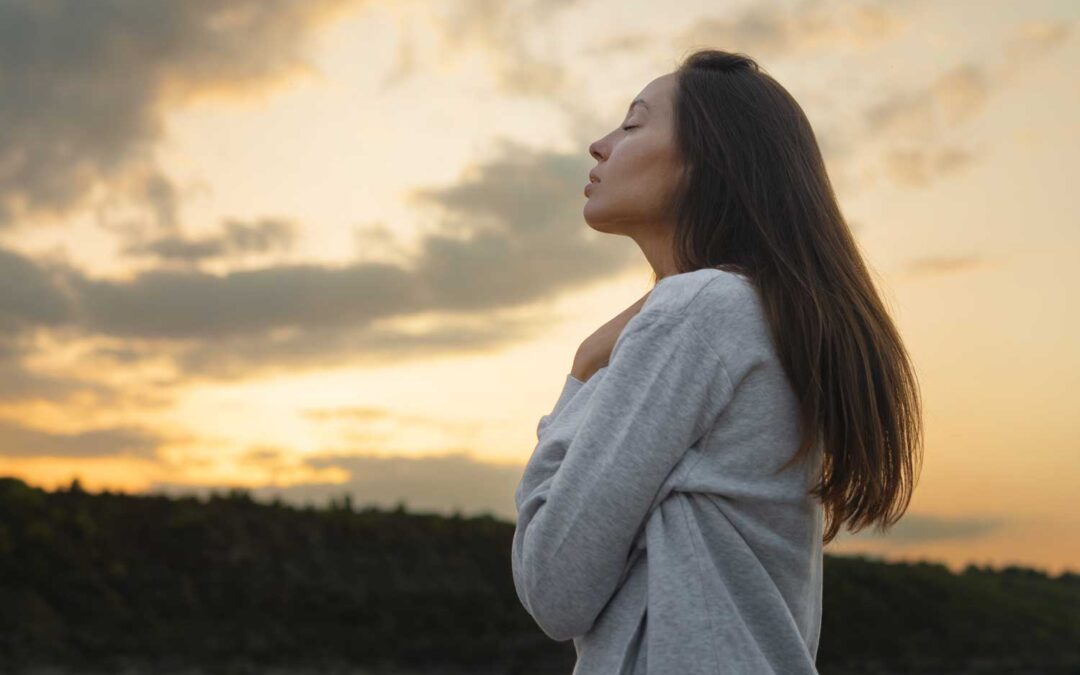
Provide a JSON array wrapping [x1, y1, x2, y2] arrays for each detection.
[[582, 204, 620, 235], [582, 210, 606, 233], [583, 220, 623, 236]]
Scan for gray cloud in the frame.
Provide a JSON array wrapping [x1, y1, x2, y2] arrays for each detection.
[[407, 0, 582, 98], [0, 252, 139, 405], [578, 32, 658, 58], [0, 340, 119, 405], [69, 261, 422, 339], [119, 217, 299, 264], [63, 139, 630, 347], [0, 0, 367, 230], [561, 2, 913, 197], [147, 449, 1016, 546], [0, 416, 169, 459], [148, 449, 525, 518], [834, 512, 1008, 544], [856, 18, 1074, 190], [0, 138, 638, 382], [865, 64, 991, 139], [352, 221, 412, 263], [66, 140, 628, 340], [137, 171, 184, 234], [0, 247, 74, 333], [672, 0, 908, 61], [14, 0, 1065, 450], [171, 311, 549, 381], [858, 62, 989, 189]]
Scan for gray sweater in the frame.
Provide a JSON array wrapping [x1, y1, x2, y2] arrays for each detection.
[[512, 268, 823, 674]]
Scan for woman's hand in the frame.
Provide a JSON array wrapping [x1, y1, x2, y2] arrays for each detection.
[[571, 290, 652, 382]]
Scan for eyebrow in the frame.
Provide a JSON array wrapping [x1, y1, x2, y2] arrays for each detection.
[[628, 98, 649, 113]]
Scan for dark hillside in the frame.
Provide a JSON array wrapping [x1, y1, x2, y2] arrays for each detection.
[[0, 476, 1076, 674]]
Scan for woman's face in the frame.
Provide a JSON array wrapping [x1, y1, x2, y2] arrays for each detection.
[[583, 72, 686, 238]]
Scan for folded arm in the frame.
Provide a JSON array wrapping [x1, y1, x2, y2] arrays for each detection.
[[511, 308, 734, 640]]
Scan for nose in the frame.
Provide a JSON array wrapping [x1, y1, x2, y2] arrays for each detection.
[[589, 140, 604, 162]]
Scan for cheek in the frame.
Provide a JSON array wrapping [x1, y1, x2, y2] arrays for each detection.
[[614, 139, 663, 181], [630, 147, 679, 193]]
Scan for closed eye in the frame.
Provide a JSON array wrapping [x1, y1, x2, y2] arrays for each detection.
[[621, 125, 637, 131]]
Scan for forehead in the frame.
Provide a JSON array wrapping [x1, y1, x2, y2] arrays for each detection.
[[630, 72, 676, 113]]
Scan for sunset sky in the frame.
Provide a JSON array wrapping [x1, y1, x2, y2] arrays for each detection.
[[0, 0, 1076, 575]]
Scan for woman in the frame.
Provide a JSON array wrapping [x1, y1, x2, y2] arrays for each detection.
[[511, 49, 923, 674]]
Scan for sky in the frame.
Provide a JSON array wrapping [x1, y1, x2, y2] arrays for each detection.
[[0, 0, 1077, 576]]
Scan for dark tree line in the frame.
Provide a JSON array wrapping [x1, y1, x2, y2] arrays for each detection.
[[0, 476, 1076, 674]]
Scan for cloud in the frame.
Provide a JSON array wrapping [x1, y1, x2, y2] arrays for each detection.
[[835, 512, 1008, 544], [0, 340, 120, 405], [67, 140, 627, 340], [901, 253, 990, 277], [578, 31, 659, 57], [171, 311, 549, 381], [865, 64, 991, 139], [1004, 18, 1076, 64], [0, 247, 74, 333], [400, 0, 581, 98], [0, 138, 638, 382], [119, 217, 299, 264], [68, 261, 424, 340], [0, 416, 170, 459], [414, 0, 906, 100], [0, 248, 131, 404], [881, 145, 978, 188], [146, 449, 1017, 544], [0, 0, 368, 230], [352, 221, 413, 263], [672, 0, 907, 61], [855, 17, 1074, 189], [379, 10, 421, 89], [147, 448, 525, 518]]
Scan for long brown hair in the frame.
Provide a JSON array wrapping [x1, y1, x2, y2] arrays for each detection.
[[664, 49, 924, 546]]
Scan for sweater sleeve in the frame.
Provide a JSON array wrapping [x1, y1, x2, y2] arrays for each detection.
[[511, 307, 735, 641], [535, 373, 586, 441], [513, 373, 592, 532]]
